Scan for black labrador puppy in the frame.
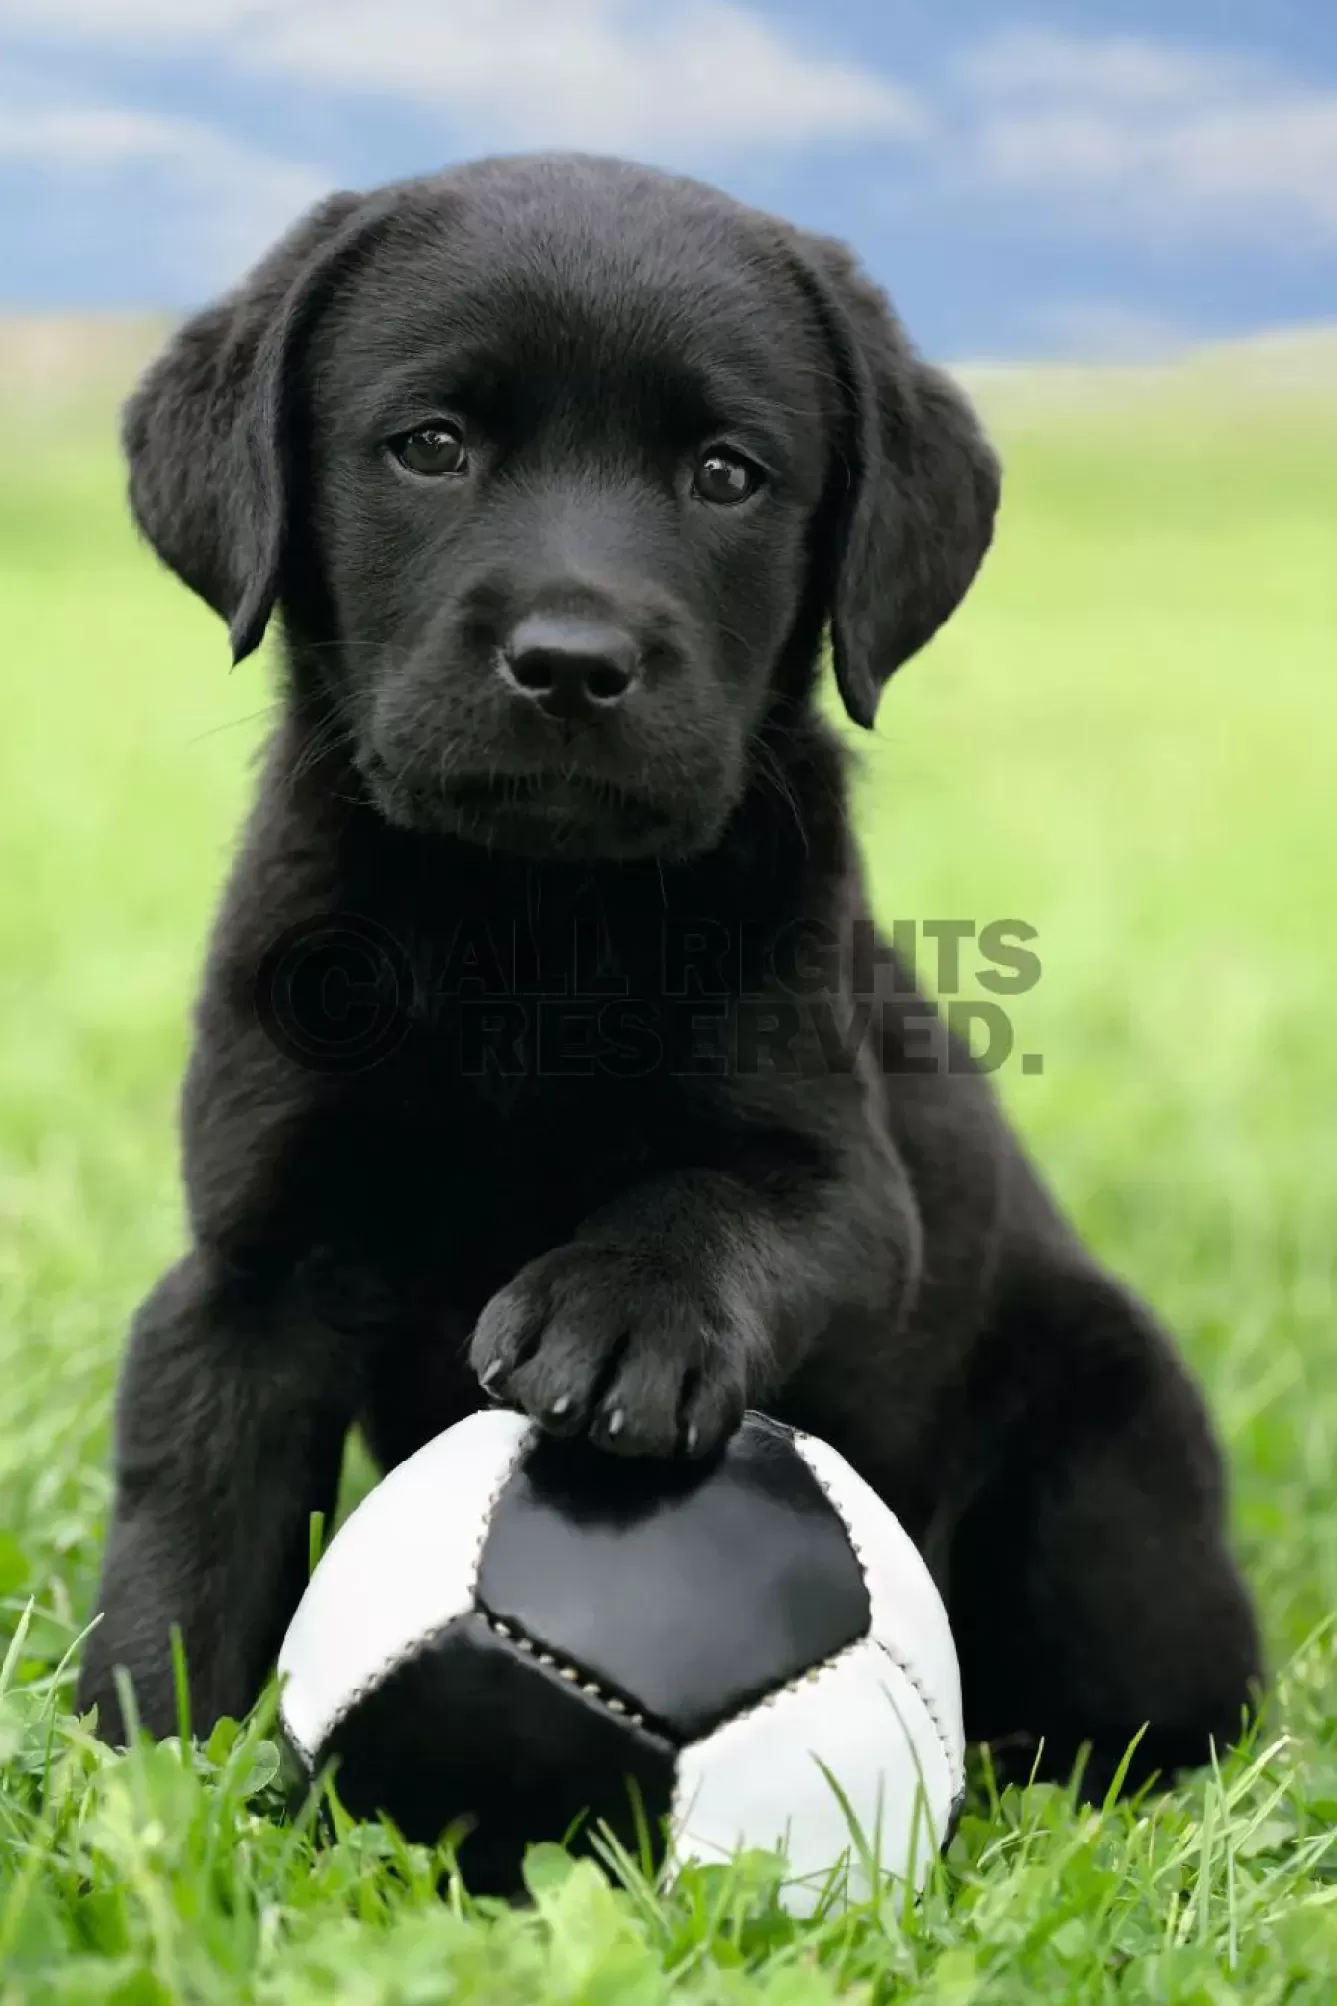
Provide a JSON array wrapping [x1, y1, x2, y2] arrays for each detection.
[[78, 154, 1260, 1790]]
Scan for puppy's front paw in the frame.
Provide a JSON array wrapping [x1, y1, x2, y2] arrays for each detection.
[[469, 1242, 753, 1459]]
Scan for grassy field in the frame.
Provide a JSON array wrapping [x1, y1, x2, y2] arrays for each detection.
[[1, 330, 1335, 2001]]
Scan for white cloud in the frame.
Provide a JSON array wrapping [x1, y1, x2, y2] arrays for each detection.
[[959, 29, 1337, 243], [958, 30, 1259, 108], [0, 1, 920, 298], [6, 10, 1335, 316], [261, 0, 925, 153], [0, 0, 924, 154], [0, 75, 330, 288]]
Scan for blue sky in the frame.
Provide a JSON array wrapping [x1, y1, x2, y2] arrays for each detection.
[[2, 0, 1335, 358]]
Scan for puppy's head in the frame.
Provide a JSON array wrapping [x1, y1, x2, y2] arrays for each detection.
[[126, 156, 999, 861]]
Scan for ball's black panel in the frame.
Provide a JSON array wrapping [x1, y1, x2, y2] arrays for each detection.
[[318, 1611, 676, 1895], [475, 1410, 870, 1743]]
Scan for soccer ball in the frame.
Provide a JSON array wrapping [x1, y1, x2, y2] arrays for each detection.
[[278, 1408, 964, 1908]]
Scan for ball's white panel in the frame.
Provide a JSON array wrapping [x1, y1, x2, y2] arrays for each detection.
[[278, 1407, 533, 1760], [670, 1638, 957, 1913], [791, 1431, 964, 1776]]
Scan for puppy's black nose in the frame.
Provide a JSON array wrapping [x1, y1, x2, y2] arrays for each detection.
[[500, 614, 640, 721]]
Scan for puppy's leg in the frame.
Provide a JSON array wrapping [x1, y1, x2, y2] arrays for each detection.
[[470, 1134, 919, 1461], [77, 1253, 356, 1743], [949, 1267, 1261, 1796], [357, 1305, 482, 1474]]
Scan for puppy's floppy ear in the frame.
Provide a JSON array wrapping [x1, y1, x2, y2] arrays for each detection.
[[794, 232, 1001, 728], [124, 189, 379, 663]]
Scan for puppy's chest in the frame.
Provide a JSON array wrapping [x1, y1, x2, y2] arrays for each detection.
[[317, 1069, 679, 1317], [378, 903, 750, 1114], [298, 905, 760, 1300]]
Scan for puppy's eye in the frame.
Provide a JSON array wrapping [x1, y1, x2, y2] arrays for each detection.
[[692, 447, 760, 506], [391, 422, 468, 477]]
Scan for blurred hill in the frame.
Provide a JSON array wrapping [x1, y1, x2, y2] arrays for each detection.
[[0, 317, 169, 419], [0, 314, 1334, 425], [957, 324, 1337, 423]]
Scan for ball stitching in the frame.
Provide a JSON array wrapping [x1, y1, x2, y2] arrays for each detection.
[[868, 1636, 961, 1790], [293, 1416, 538, 1758], [666, 1635, 864, 1833], [666, 1638, 959, 1874], [467, 1418, 538, 1603], [791, 1435, 962, 1787], [479, 1609, 655, 1731]]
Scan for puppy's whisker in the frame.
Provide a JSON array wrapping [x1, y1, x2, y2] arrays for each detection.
[[287, 713, 358, 790], [186, 702, 285, 748], [749, 735, 811, 858]]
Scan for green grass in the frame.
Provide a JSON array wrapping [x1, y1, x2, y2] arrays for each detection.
[[2, 350, 1336, 2000]]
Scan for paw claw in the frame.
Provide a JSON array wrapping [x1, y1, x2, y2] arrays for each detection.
[[471, 1244, 752, 1460]]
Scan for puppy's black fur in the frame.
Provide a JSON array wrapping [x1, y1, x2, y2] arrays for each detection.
[[79, 155, 1260, 1790]]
